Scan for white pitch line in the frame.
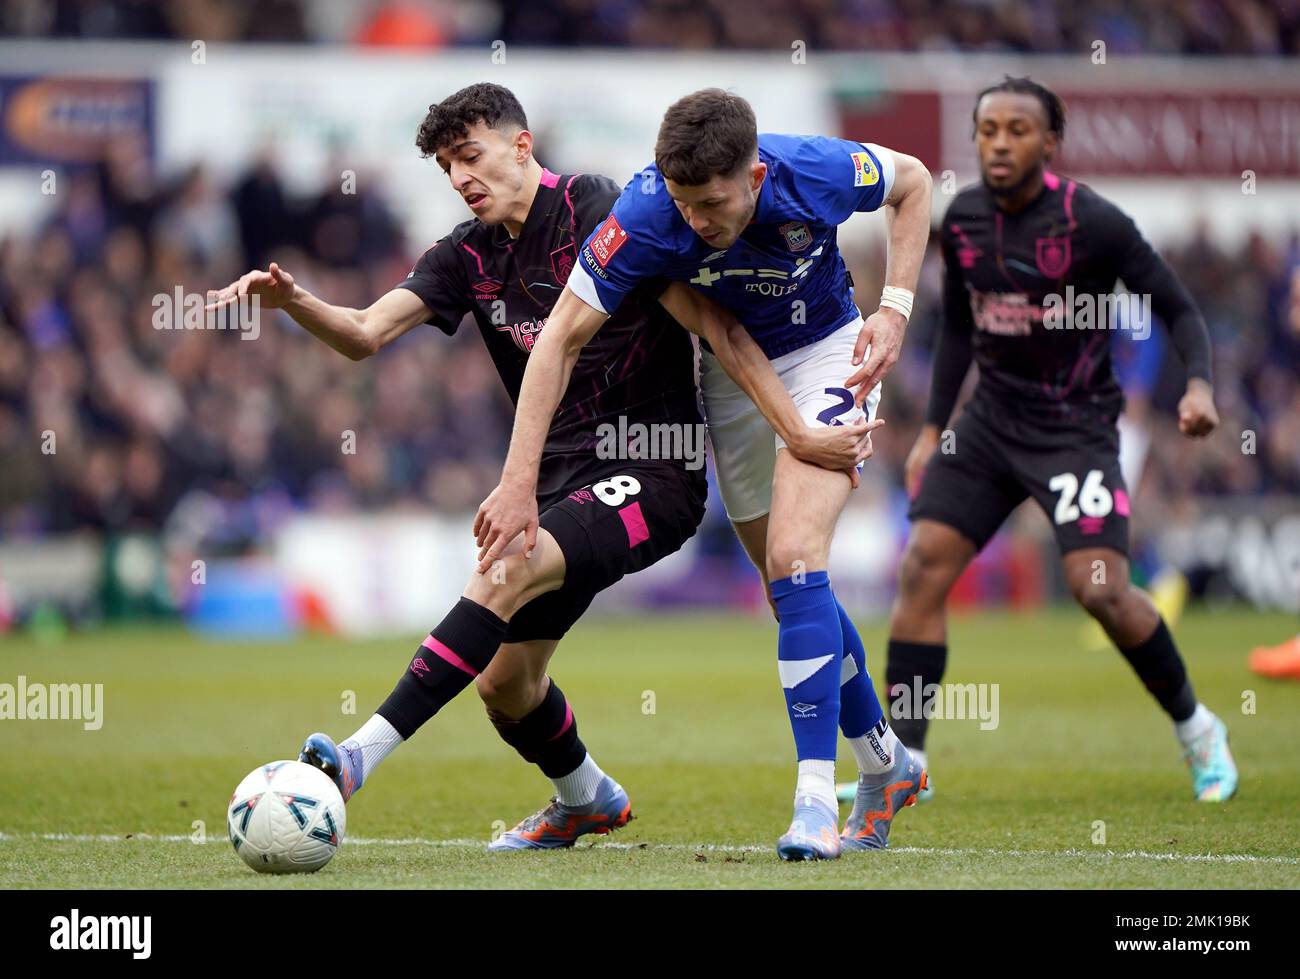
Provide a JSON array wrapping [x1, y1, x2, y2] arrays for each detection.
[[2, 832, 1298, 866]]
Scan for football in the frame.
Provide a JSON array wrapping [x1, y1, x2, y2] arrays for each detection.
[[227, 760, 346, 874]]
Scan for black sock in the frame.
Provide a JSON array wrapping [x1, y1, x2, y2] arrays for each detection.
[[1117, 618, 1196, 722], [377, 598, 508, 740], [886, 639, 948, 750], [488, 678, 587, 779]]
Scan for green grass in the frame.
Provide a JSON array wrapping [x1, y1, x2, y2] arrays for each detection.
[[2, 608, 1298, 888]]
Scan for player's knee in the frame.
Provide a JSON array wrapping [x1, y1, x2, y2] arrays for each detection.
[[1072, 577, 1129, 624], [476, 670, 543, 717], [462, 552, 534, 618], [897, 537, 956, 604], [765, 536, 826, 584], [474, 671, 508, 707]]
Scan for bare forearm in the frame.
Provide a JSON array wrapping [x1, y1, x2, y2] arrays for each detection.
[[500, 289, 602, 490], [710, 322, 807, 448], [883, 173, 931, 294], [501, 339, 575, 491], [284, 286, 372, 360]]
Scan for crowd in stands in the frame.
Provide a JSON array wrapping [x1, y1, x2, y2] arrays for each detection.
[[2, 135, 1297, 546], [4, 0, 1297, 56]]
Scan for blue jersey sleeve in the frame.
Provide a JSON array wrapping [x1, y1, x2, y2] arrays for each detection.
[[794, 136, 896, 226], [567, 180, 672, 316]]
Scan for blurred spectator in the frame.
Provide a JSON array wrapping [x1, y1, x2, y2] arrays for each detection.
[[0, 144, 514, 543], [1, 132, 1295, 549], [3, 0, 1299, 54]]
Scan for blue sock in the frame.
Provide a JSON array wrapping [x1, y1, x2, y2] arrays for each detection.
[[836, 598, 884, 739], [771, 572, 842, 761]]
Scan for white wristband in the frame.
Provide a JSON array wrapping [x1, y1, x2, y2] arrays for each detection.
[[879, 285, 914, 321]]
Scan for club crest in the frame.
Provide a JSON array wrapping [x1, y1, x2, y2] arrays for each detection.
[[1035, 235, 1072, 278], [780, 221, 813, 252]]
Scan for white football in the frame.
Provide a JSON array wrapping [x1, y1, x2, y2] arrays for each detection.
[[227, 760, 346, 874]]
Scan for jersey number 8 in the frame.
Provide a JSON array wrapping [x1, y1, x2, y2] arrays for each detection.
[[593, 475, 642, 507]]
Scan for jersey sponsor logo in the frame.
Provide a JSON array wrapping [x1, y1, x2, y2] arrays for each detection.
[[688, 244, 823, 299], [550, 244, 577, 284], [969, 289, 1039, 336], [851, 150, 879, 187], [472, 278, 502, 300], [779, 220, 813, 252], [589, 214, 628, 267], [495, 316, 546, 352], [1035, 234, 1072, 278]]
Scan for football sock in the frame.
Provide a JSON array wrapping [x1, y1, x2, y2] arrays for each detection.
[[376, 598, 508, 739], [772, 571, 843, 770], [835, 598, 885, 736], [552, 754, 606, 807], [1116, 618, 1197, 723], [1174, 703, 1217, 746], [850, 716, 899, 775], [341, 714, 402, 781], [834, 598, 895, 773], [795, 759, 837, 810], [886, 638, 948, 749], [487, 677, 591, 791]]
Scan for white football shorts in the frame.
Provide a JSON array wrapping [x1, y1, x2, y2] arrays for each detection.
[[698, 316, 882, 523]]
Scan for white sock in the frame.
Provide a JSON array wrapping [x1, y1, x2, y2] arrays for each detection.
[[795, 759, 837, 811], [848, 719, 899, 774], [344, 714, 403, 778], [553, 753, 605, 807], [1174, 703, 1216, 746], [910, 747, 929, 773]]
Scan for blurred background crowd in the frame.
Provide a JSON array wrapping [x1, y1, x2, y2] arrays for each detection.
[[2, 0, 1297, 55], [2, 133, 1297, 548], [1, 0, 1297, 630]]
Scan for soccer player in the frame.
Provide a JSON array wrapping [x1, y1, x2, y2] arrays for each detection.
[[206, 83, 870, 849], [473, 89, 934, 859], [885, 76, 1238, 803]]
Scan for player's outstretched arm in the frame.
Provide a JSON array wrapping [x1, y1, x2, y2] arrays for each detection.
[[474, 285, 609, 572], [659, 283, 877, 485], [1107, 209, 1218, 438], [206, 262, 430, 361], [846, 149, 933, 404]]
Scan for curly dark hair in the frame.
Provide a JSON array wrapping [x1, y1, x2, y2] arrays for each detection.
[[416, 83, 529, 158], [972, 76, 1067, 141], [655, 88, 758, 185]]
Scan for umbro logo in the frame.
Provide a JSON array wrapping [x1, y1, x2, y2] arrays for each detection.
[[410, 657, 430, 677], [791, 702, 818, 716]]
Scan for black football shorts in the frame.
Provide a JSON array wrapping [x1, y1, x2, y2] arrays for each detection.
[[504, 461, 708, 643], [909, 396, 1131, 556]]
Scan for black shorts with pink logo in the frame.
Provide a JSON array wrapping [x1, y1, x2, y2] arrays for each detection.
[[909, 394, 1131, 556], [504, 461, 708, 643]]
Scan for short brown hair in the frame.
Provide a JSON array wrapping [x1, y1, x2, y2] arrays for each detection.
[[416, 83, 528, 158], [655, 88, 758, 185]]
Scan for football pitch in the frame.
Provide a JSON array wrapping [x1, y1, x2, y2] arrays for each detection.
[[2, 607, 1298, 889]]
